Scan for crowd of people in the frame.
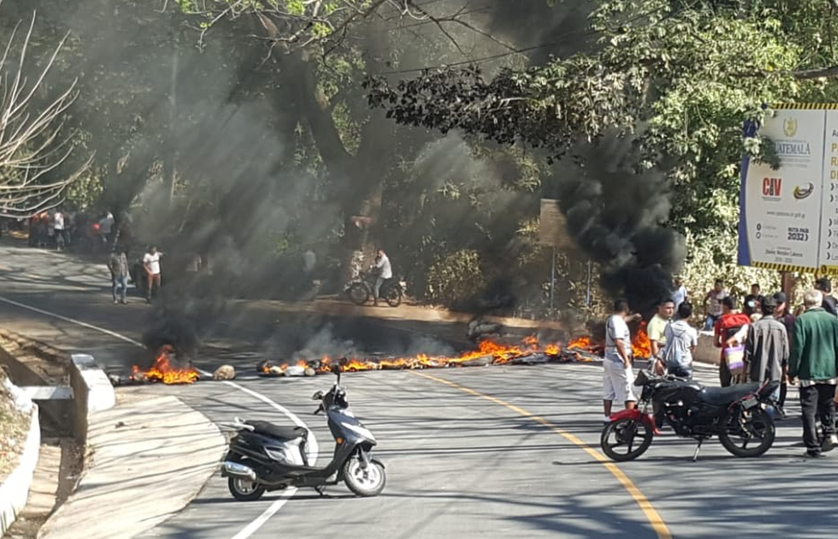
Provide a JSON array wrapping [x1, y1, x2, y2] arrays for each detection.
[[27, 209, 116, 252], [604, 277, 838, 458]]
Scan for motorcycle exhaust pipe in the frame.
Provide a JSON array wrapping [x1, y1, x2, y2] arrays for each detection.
[[222, 461, 257, 481]]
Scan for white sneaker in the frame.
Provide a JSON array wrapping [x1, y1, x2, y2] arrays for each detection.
[[603, 416, 612, 423]]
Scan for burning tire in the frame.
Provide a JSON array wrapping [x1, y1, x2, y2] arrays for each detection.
[[348, 283, 370, 305], [343, 456, 386, 497]]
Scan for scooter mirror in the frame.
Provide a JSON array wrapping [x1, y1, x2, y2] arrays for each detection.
[[312, 390, 324, 401]]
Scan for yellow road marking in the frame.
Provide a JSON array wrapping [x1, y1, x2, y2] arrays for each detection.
[[410, 370, 672, 539]]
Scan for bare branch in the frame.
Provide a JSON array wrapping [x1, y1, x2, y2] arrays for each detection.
[[792, 64, 838, 79], [0, 8, 88, 219]]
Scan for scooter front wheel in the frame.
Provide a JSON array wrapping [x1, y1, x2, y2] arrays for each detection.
[[343, 457, 386, 497], [228, 476, 266, 501]]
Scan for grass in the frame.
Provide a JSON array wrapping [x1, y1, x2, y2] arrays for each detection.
[[0, 370, 30, 484]]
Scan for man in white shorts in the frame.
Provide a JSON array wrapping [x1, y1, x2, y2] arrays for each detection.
[[603, 299, 637, 422]]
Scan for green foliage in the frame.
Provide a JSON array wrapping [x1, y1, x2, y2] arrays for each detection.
[[425, 249, 486, 306], [680, 230, 780, 310], [367, 0, 838, 241]]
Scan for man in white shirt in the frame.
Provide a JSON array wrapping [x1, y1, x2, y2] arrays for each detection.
[[99, 212, 115, 246], [142, 245, 163, 303], [603, 299, 638, 422], [373, 248, 393, 306], [671, 277, 687, 312], [53, 210, 66, 250]]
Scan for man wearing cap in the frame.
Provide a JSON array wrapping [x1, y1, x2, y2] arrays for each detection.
[[746, 296, 788, 403]]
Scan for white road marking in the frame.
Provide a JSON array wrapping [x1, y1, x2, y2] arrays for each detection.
[[0, 294, 317, 539]]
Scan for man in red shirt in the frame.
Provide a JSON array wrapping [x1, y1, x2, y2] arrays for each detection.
[[714, 297, 751, 386]]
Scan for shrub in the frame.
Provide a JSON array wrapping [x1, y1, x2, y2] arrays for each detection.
[[425, 249, 486, 307]]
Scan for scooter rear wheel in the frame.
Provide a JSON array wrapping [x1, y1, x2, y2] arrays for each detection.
[[600, 418, 653, 462], [343, 457, 386, 497], [228, 476, 266, 502]]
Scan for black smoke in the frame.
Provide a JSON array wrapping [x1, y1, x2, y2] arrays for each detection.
[[552, 135, 686, 314], [483, 0, 594, 63]]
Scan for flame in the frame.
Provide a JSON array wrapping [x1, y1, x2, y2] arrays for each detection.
[[266, 335, 582, 375], [131, 345, 199, 385], [631, 322, 651, 358], [568, 336, 591, 350]]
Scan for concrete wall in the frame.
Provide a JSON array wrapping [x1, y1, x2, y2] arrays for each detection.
[[0, 379, 41, 536], [0, 346, 70, 433], [694, 331, 720, 366]]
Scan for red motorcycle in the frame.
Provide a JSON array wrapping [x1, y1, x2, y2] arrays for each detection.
[[601, 370, 779, 462]]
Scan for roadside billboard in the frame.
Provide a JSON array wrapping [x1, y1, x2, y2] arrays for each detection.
[[739, 103, 838, 274]]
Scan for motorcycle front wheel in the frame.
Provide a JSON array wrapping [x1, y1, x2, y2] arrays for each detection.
[[347, 283, 370, 305], [343, 456, 386, 497], [601, 418, 654, 462], [718, 406, 775, 458]]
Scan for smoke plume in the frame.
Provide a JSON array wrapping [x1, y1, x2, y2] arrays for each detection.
[[554, 135, 686, 314]]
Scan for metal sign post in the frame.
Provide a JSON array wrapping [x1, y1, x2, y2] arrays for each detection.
[[538, 199, 573, 311]]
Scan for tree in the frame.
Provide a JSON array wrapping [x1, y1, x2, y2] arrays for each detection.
[[0, 8, 89, 218], [366, 0, 838, 240]]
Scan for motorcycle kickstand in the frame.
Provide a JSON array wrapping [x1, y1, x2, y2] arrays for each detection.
[[692, 439, 703, 462], [314, 485, 328, 497]]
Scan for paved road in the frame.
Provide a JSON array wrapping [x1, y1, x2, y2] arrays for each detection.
[[2, 243, 838, 539]]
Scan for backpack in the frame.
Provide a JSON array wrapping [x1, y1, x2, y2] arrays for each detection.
[[662, 322, 689, 368]]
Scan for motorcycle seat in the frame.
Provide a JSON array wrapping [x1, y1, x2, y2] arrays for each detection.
[[246, 420, 307, 440], [698, 383, 761, 406]]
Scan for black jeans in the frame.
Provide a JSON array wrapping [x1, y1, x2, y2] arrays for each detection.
[[719, 360, 732, 387], [800, 384, 837, 453]]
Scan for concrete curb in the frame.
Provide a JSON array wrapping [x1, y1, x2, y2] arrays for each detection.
[[38, 393, 226, 539], [69, 354, 115, 445], [0, 378, 41, 536]]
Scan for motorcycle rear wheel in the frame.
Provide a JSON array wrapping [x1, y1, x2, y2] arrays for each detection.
[[383, 284, 403, 307], [601, 418, 654, 462], [718, 406, 775, 458], [348, 283, 370, 305], [343, 457, 386, 497]]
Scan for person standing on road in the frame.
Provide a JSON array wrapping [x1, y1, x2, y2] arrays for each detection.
[[99, 212, 115, 248], [143, 245, 163, 303], [660, 302, 698, 378], [773, 291, 795, 413], [815, 278, 838, 317], [53, 209, 66, 251], [372, 248, 392, 306], [704, 279, 728, 330], [789, 289, 838, 458], [108, 248, 130, 304], [648, 298, 674, 372], [745, 296, 788, 405], [603, 299, 638, 422], [714, 297, 751, 387]]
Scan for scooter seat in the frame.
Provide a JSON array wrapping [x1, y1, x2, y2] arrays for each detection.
[[698, 383, 761, 406], [246, 420, 307, 440]]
